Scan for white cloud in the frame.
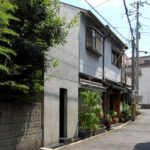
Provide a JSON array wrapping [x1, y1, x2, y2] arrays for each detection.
[[80, 0, 122, 8]]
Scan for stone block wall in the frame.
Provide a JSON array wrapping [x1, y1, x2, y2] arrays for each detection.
[[0, 102, 41, 150]]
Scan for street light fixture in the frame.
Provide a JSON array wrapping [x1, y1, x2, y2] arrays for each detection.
[[139, 51, 150, 54]]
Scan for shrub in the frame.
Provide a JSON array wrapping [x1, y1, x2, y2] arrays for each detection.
[[121, 100, 131, 121], [79, 90, 103, 131], [105, 114, 113, 124], [109, 110, 118, 117]]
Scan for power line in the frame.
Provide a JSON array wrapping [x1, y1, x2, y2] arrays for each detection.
[[84, 0, 128, 43], [122, 0, 134, 40], [95, 0, 110, 8], [145, 1, 150, 6], [141, 16, 150, 20], [140, 23, 150, 27]]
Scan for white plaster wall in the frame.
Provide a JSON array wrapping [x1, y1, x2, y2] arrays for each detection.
[[104, 39, 121, 82], [139, 67, 150, 104], [79, 15, 103, 79], [44, 4, 79, 146]]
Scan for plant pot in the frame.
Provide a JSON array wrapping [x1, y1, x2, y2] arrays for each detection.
[[113, 120, 119, 124], [120, 117, 126, 123], [78, 129, 95, 139], [105, 122, 111, 131], [94, 127, 106, 135]]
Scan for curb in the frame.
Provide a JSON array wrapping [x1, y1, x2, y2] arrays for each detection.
[[40, 148, 53, 150], [41, 121, 130, 150], [110, 121, 130, 131], [40, 113, 143, 150]]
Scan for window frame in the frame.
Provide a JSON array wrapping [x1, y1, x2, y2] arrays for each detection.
[[86, 26, 103, 56], [112, 50, 121, 68]]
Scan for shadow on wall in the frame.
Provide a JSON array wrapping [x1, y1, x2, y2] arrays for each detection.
[[0, 102, 41, 150], [133, 142, 150, 150]]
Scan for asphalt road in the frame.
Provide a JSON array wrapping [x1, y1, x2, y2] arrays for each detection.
[[56, 109, 150, 150]]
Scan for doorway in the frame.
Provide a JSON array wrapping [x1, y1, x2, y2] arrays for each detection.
[[110, 94, 114, 111], [59, 88, 67, 139]]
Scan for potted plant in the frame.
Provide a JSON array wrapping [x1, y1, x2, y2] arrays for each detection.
[[121, 109, 131, 121], [121, 100, 131, 122], [109, 110, 118, 123], [113, 117, 119, 123], [105, 114, 112, 131], [78, 90, 104, 139], [120, 117, 126, 123]]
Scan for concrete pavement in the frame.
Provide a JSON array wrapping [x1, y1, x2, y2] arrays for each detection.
[[55, 109, 150, 150]]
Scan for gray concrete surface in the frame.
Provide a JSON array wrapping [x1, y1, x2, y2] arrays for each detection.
[[57, 109, 150, 150], [44, 4, 79, 146]]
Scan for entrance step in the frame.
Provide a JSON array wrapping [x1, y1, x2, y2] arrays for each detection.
[[59, 137, 72, 144], [47, 143, 64, 149]]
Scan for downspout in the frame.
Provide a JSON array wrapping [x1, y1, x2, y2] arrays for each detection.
[[103, 33, 111, 114], [103, 33, 111, 82]]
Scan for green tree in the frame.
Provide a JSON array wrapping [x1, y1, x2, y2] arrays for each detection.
[[0, 0, 18, 73], [0, 0, 78, 101]]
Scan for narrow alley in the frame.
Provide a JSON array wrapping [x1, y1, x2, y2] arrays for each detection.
[[56, 110, 150, 150]]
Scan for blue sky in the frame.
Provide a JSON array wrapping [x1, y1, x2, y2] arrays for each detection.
[[60, 0, 150, 57]]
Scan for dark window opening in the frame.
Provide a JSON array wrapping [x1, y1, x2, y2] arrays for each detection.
[[112, 50, 121, 68], [86, 27, 103, 56], [59, 88, 67, 139], [110, 95, 114, 111]]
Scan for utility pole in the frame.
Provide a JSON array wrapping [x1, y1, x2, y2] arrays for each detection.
[[134, 0, 147, 107], [122, 0, 136, 121], [135, 1, 140, 107], [131, 39, 135, 121]]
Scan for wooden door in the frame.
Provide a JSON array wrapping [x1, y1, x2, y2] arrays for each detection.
[[113, 93, 120, 116]]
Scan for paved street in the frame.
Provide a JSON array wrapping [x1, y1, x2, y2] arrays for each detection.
[[57, 110, 150, 150]]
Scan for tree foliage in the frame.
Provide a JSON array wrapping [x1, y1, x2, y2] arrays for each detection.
[[0, 0, 18, 72], [0, 0, 78, 101]]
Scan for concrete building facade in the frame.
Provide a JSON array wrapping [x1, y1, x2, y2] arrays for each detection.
[[138, 56, 150, 106], [44, 4, 80, 146], [125, 56, 150, 107], [43, 2, 128, 147]]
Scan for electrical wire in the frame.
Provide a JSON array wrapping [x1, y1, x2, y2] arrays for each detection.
[[122, 0, 135, 41], [95, 0, 110, 8], [84, 0, 129, 43]]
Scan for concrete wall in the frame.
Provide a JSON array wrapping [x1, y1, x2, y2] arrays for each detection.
[[44, 4, 79, 146], [104, 38, 121, 82], [0, 102, 41, 150], [79, 15, 103, 79], [139, 67, 150, 105]]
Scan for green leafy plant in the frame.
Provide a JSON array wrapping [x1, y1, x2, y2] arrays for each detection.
[[0, 0, 18, 73], [0, 0, 78, 102], [135, 108, 140, 116], [105, 114, 113, 124], [114, 117, 119, 123], [121, 100, 131, 121], [109, 110, 118, 117], [105, 113, 113, 130], [109, 110, 118, 123], [79, 90, 103, 131]]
